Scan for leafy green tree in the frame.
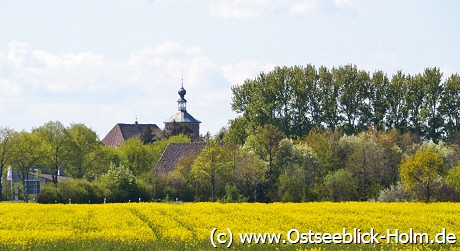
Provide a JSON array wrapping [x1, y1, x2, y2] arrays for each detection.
[[400, 147, 445, 202], [0, 127, 14, 201], [119, 138, 154, 176], [231, 75, 268, 134], [191, 140, 231, 201], [9, 131, 45, 183], [441, 74, 460, 141], [255, 124, 285, 199], [234, 148, 268, 202], [405, 141, 457, 169], [345, 131, 385, 200], [386, 71, 409, 132], [304, 128, 340, 180], [164, 170, 193, 202], [405, 74, 425, 137], [225, 117, 248, 146], [276, 139, 320, 202], [97, 163, 137, 202], [290, 65, 316, 135], [446, 164, 460, 192], [34, 121, 72, 184], [369, 70, 389, 131], [256, 124, 285, 170], [333, 65, 368, 134], [377, 130, 403, 186], [421, 67, 444, 142], [321, 169, 358, 201], [317, 66, 341, 130], [66, 123, 100, 179], [336, 134, 360, 168], [164, 151, 200, 201]]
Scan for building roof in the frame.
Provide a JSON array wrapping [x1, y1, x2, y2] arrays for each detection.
[[31, 172, 73, 183], [102, 123, 162, 147], [155, 142, 207, 174], [164, 110, 201, 124]]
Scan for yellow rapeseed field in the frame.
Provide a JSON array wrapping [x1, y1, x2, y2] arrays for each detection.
[[0, 202, 459, 250]]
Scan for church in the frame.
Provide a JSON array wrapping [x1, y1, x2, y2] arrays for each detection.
[[102, 84, 201, 147]]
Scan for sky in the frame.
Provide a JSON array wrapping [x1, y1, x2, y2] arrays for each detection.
[[0, 0, 459, 139]]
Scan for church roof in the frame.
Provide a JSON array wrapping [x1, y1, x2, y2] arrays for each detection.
[[155, 142, 207, 174], [164, 110, 201, 124], [102, 123, 162, 147]]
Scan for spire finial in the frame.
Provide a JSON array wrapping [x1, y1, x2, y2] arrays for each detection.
[[181, 74, 184, 88]]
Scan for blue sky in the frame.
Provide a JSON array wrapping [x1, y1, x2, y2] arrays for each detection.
[[0, 0, 459, 138]]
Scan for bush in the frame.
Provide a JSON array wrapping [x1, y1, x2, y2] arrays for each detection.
[[37, 183, 62, 204], [58, 179, 106, 204], [378, 182, 412, 202], [433, 182, 460, 202]]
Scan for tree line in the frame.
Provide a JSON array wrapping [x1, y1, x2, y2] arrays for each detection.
[[154, 124, 460, 203], [2, 64, 460, 203], [230, 65, 460, 143], [0, 121, 191, 202], [2, 121, 460, 203]]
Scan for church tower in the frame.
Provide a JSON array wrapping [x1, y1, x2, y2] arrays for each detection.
[[164, 82, 201, 139]]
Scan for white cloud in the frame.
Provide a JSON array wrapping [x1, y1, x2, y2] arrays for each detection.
[[208, 0, 353, 19], [0, 79, 22, 96], [288, 1, 317, 15], [209, 1, 262, 19], [333, 0, 352, 8], [222, 59, 275, 86], [0, 40, 250, 137], [209, 0, 318, 19], [7, 41, 31, 67]]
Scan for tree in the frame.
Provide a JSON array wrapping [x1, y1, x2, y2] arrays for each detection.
[[119, 138, 154, 176], [256, 124, 285, 171], [66, 123, 100, 179], [34, 121, 72, 184], [446, 163, 460, 193], [369, 70, 389, 131], [234, 148, 268, 202], [386, 71, 409, 132], [9, 131, 44, 184], [225, 117, 248, 146], [321, 169, 358, 201], [304, 128, 340, 180], [317, 66, 341, 130], [421, 67, 444, 142], [140, 125, 157, 144], [289, 65, 316, 135], [405, 74, 425, 137], [334, 65, 368, 134], [399, 147, 445, 202], [276, 139, 320, 202], [0, 127, 14, 201], [345, 131, 386, 200], [441, 74, 460, 141], [165, 120, 194, 138], [97, 163, 137, 202], [191, 140, 231, 201]]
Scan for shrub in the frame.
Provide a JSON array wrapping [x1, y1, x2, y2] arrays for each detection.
[[378, 182, 412, 202], [37, 183, 63, 204]]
